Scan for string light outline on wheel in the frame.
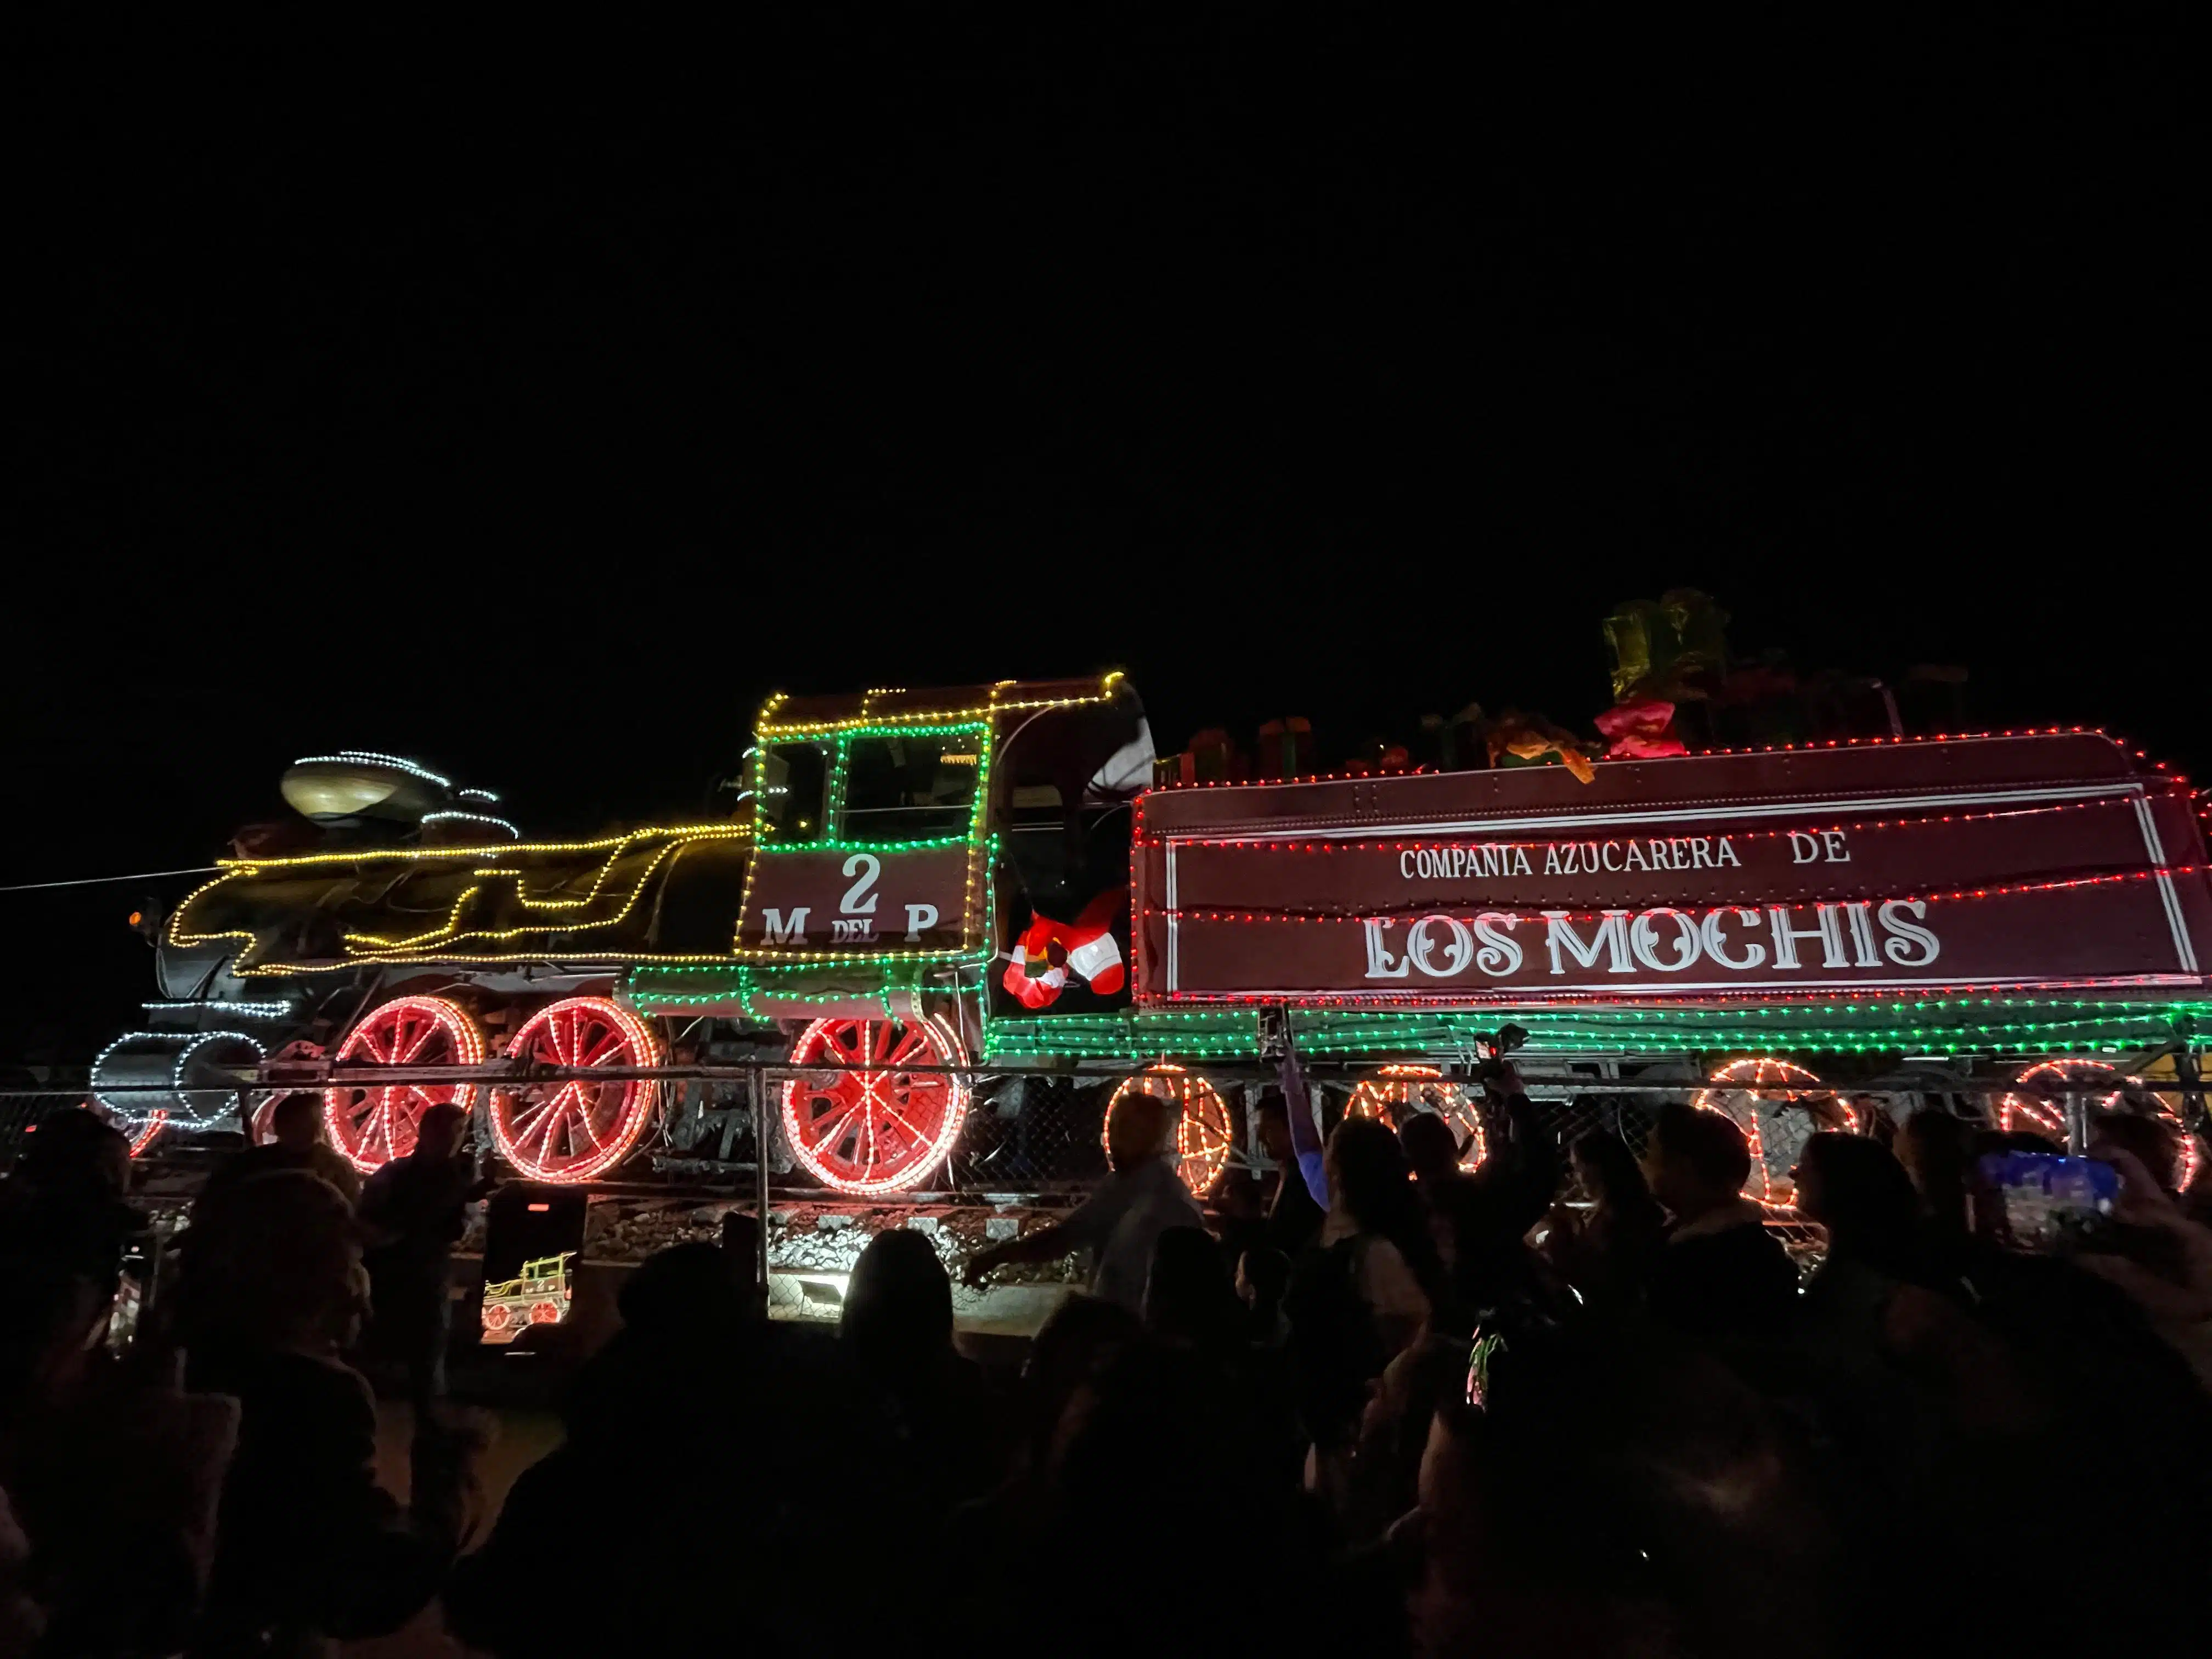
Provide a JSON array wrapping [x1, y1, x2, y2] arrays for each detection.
[[1691, 1056, 1845, 1208], [781, 1014, 972, 1196], [489, 997, 663, 1183], [1104, 1063, 1234, 1196], [1999, 1057, 2199, 1189], [92, 1029, 266, 1146], [1345, 1063, 1487, 1170], [323, 996, 485, 1174]]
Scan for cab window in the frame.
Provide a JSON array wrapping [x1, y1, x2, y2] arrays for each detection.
[[839, 733, 983, 842], [757, 743, 828, 843]]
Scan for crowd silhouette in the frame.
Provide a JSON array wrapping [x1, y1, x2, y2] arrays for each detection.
[[2, 1071, 2210, 1656]]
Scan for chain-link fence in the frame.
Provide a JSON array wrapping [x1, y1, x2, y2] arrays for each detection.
[[11, 1057, 2207, 1264], [14, 1056, 2207, 1193], [8, 1058, 2207, 1330]]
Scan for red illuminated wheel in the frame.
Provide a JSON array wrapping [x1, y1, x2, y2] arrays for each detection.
[[529, 1301, 562, 1325], [324, 996, 486, 1175], [2000, 1059, 2196, 1187], [1999, 1058, 2127, 1143], [1103, 1064, 1235, 1196], [490, 998, 662, 1184], [247, 1089, 315, 1146], [124, 1110, 166, 1159], [483, 1303, 512, 1333], [1346, 1064, 1487, 1170], [1692, 1058, 1845, 1209], [781, 1015, 970, 1197]]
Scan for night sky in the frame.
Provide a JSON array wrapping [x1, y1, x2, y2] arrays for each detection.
[[2, 9, 2186, 1063]]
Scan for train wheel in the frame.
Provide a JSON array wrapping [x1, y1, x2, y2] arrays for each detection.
[[124, 1110, 166, 1159], [247, 1089, 315, 1146], [1692, 1057, 1843, 1208], [324, 996, 486, 1174], [1103, 1064, 1234, 1196], [483, 1302, 512, 1334], [1346, 1064, 1486, 1169], [490, 998, 662, 1183], [781, 1015, 969, 1196], [1999, 1058, 2128, 1143], [2001, 1058, 2196, 1186]]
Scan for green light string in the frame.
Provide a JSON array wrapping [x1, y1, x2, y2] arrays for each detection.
[[753, 719, 991, 850], [981, 1005, 2195, 1063], [753, 834, 972, 856]]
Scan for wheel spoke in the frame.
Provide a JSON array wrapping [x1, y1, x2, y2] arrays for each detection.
[[395, 1014, 441, 1066], [356, 1020, 394, 1065], [579, 1022, 627, 1068], [571, 1086, 604, 1150], [879, 1103, 934, 1146], [520, 1095, 560, 1156], [805, 1099, 865, 1160]]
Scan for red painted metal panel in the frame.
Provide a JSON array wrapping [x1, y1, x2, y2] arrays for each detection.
[[1133, 735, 2211, 1006], [737, 847, 973, 955]]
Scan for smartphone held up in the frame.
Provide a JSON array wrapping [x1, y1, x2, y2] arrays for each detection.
[[1975, 1152, 2119, 1255]]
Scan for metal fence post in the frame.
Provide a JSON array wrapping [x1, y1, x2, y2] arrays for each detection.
[[750, 1063, 770, 1305], [2064, 1087, 2090, 1155]]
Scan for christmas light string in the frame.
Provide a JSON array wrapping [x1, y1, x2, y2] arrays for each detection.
[[206, 825, 747, 870], [1996, 1057, 2202, 1189], [984, 997, 2205, 1062], [1345, 1064, 1488, 1169], [291, 752, 452, 789], [489, 997, 662, 1183], [781, 1013, 972, 1195], [753, 673, 1125, 739], [172, 825, 753, 972], [323, 996, 486, 1173], [1690, 1057, 1848, 1207], [91, 1030, 264, 1139], [422, 810, 521, 837], [1136, 726, 2199, 799], [733, 716, 996, 967], [337, 827, 752, 951], [1105, 1064, 1234, 1195], [142, 1001, 293, 1018], [1153, 862, 2208, 929], [1154, 794, 2142, 855]]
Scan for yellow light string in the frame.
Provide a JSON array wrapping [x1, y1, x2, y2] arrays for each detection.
[[173, 825, 752, 972], [753, 673, 1126, 739]]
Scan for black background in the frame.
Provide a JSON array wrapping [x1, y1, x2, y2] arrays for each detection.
[[1, 8, 2188, 1061]]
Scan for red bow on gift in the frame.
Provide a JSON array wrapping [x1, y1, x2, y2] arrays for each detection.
[[1595, 698, 1688, 760], [1002, 890, 1126, 1009]]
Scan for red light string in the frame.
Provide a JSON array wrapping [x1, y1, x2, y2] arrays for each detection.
[[1149, 795, 2144, 856], [1153, 863, 2206, 928], [1133, 729, 2195, 805]]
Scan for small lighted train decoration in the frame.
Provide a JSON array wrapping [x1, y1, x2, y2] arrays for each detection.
[[87, 685, 2212, 1200], [480, 1252, 575, 1345]]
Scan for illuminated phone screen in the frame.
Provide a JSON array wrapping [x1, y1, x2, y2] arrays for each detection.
[[478, 1185, 588, 1346]]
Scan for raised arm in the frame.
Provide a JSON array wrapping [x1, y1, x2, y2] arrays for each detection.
[[1280, 1032, 1329, 1210]]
